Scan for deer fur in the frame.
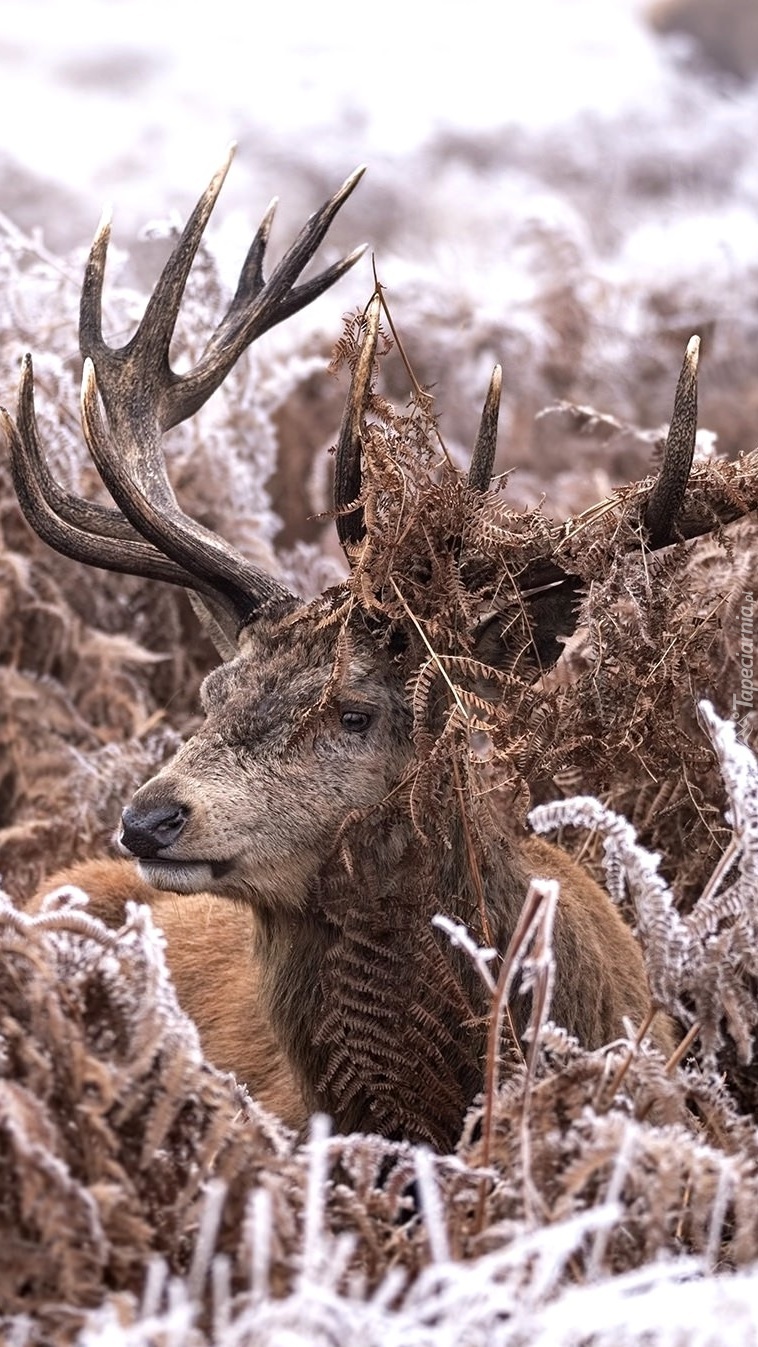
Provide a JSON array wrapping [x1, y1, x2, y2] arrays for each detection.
[[29, 833, 667, 1144], [29, 609, 674, 1148], [27, 858, 307, 1130]]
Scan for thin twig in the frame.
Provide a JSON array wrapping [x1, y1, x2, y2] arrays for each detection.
[[371, 260, 456, 470], [698, 836, 740, 909], [451, 752, 494, 947], [596, 1005, 658, 1111], [0, 208, 81, 285], [664, 1018, 702, 1075], [390, 577, 469, 719]]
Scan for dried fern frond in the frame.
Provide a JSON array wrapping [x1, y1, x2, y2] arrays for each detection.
[[530, 702, 758, 1097]]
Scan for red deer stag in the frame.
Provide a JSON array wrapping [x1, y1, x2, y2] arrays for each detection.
[[5, 152, 726, 1150]]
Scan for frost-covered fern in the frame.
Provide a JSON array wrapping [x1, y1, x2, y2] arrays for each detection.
[[530, 701, 758, 1070]]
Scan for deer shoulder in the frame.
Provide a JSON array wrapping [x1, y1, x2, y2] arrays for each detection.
[[521, 838, 675, 1054], [25, 859, 306, 1130]]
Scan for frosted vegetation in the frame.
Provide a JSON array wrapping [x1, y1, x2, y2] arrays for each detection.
[[4, 705, 758, 1344], [2, 1, 758, 1342]]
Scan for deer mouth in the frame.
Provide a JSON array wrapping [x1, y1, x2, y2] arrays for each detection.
[[136, 857, 234, 894]]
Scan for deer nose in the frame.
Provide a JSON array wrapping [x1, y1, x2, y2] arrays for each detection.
[[120, 803, 190, 858]]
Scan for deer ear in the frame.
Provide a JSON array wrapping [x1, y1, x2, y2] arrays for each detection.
[[473, 578, 582, 679], [186, 592, 239, 661]]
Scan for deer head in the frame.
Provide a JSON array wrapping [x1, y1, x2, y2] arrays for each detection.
[[124, 614, 414, 907]]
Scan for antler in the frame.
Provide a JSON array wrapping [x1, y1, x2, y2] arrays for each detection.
[[331, 312, 757, 669], [333, 303, 505, 560], [505, 337, 703, 662], [643, 335, 699, 547], [4, 355, 206, 590], [334, 292, 382, 552], [525, 332, 703, 599], [467, 363, 502, 494], [2, 147, 366, 628]]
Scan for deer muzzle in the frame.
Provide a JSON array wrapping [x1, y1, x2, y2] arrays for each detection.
[[119, 789, 236, 894], [120, 802, 190, 858]]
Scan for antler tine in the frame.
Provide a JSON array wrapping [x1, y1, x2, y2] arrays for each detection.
[[467, 363, 502, 493], [1, 356, 210, 594], [78, 207, 111, 360], [79, 357, 295, 619], [15, 355, 135, 542], [236, 166, 366, 313], [334, 292, 382, 554], [644, 335, 699, 548], [80, 146, 235, 389], [171, 164, 368, 428]]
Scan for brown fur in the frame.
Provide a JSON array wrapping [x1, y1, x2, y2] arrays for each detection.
[[27, 859, 306, 1130], [522, 837, 666, 1049]]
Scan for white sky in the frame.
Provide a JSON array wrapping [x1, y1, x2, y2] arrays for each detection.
[[0, 0, 658, 205]]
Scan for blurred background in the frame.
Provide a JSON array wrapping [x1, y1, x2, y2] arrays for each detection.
[[2, 0, 758, 512]]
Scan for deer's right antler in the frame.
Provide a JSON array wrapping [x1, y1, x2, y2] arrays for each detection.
[[466, 363, 503, 495], [331, 306, 758, 670], [2, 147, 366, 630], [643, 335, 699, 547]]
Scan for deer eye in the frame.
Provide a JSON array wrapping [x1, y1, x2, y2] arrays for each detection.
[[339, 708, 373, 733]]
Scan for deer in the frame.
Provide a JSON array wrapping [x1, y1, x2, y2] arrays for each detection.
[[4, 149, 735, 1150]]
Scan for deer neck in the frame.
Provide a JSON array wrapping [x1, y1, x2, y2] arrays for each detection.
[[255, 806, 531, 1146]]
